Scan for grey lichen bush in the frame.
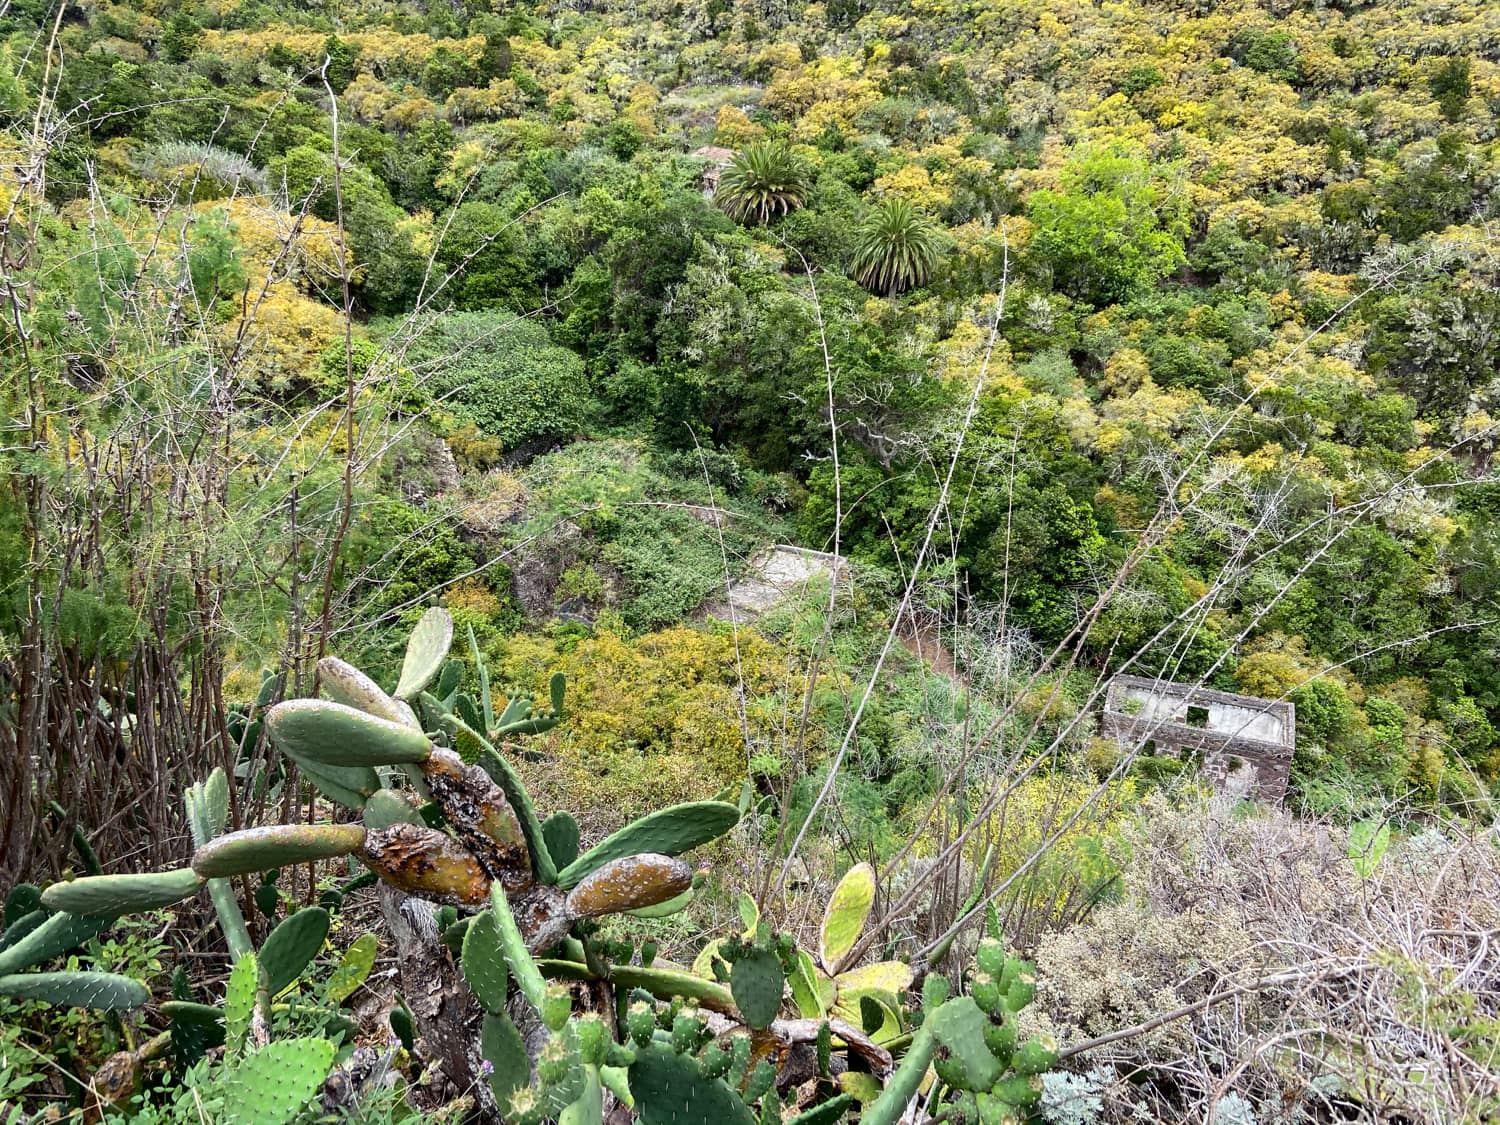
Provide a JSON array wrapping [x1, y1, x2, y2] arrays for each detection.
[[1039, 1067, 1111, 1125]]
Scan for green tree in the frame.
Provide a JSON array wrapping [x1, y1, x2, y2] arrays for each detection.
[[322, 35, 356, 94], [715, 141, 812, 225], [1025, 142, 1187, 307], [851, 197, 946, 296], [402, 312, 588, 451]]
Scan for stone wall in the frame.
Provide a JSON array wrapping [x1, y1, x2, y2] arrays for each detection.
[[1101, 674, 1295, 803]]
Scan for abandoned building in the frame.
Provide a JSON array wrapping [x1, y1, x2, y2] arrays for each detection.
[[1100, 674, 1295, 803]]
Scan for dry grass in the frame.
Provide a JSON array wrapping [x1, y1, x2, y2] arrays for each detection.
[[1029, 796, 1500, 1123]]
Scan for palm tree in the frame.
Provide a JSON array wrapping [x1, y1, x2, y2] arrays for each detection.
[[851, 198, 946, 296], [715, 141, 812, 225]]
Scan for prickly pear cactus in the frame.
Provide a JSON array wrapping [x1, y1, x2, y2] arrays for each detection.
[[222, 1038, 337, 1125]]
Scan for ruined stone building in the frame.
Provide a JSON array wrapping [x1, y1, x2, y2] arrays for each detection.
[[1100, 674, 1295, 803]]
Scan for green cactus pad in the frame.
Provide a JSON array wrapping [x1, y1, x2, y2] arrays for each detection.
[[861, 1024, 934, 1125], [0, 910, 46, 953], [489, 882, 547, 1013], [0, 910, 110, 977], [224, 953, 260, 1062], [328, 936, 378, 1008], [461, 910, 510, 1014], [480, 1010, 530, 1104], [556, 802, 740, 890], [185, 774, 253, 962], [296, 759, 381, 811], [542, 811, 580, 870], [564, 854, 693, 919], [268, 699, 433, 768], [730, 948, 784, 1030], [786, 1095, 855, 1124], [223, 1037, 337, 1125], [41, 867, 203, 917], [604, 965, 738, 1016], [629, 1044, 755, 1125], [164, 1000, 226, 1067], [0, 971, 149, 1010], [362, 789, 424, 830], [193, 824, 367, 879], [395, 607, 454, 700], [6, 884, 42, 929], [927, 998, 1001, 1091], [260, 907, 330, 996], [317, 656, 409, 724], [820, 863, 876, 972]]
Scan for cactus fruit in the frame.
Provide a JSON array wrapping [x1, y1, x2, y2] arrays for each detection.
[[461, 911, 510, 1014], [0, 970, 150, 1010], [975, 938, 1005, 978], [193, 824, 367, 878], [395, 607, 454, 700], [0, 910, 110, 977], [564, 854, 692, 919], [628, 1044, 756, 1125], [969, 971, 1001, 1015], [820, 862, 876, 971], [626, 1000, 656, 1047], [990, 1073, 1042, 1108], [222, 1037, 337, 1125], [267, 699, 433, 768], [1003, 971, 1035, 1014], [729, 947, 784, 1030], [357, 823, 491, 906], [1009, 1034, 1057, 1076], [556, 801, 740, 889], [982, 1019, 1017, 1064], [418, 748, 531, 889], [741, 1057, 777, 1103], [543, 811, 581, 870], [40, 867, 203, 917], [259, 907, 330, 995], [542, 983, 573, 1032], [317, 656, 409, 725]]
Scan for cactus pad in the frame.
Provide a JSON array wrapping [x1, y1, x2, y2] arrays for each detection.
[[223, 1037, 337, 1125], [927, 998, 1002, 1091], [41, 867, 203, 917], [5, 884, 42, 929], [267, 699, 433, 768], [556, 801, 740, 889], [0, 970, 149, 1010], [461, 910, 510, 1014], [395, 607, 454, 700], [260, 907, 330, 995], [629, 1044, 755, 1125], [819, 862, 876, 971], [0, 910, 110, 977], [295, 759, 381, 810], [362, 789, 424, 830], [419, 748, 531, 889], [481, 1010, 531, 1104], [357, 823, 491, 905], [317, 656, 409, 724], [542, 811, 580, 870], [730, 947, 785, 1030], [564, 854, 692, 919], [193, 824, 367, 879]]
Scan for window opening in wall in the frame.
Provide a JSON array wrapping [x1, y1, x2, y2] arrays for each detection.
[[1185, 704, 1210, 728]]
